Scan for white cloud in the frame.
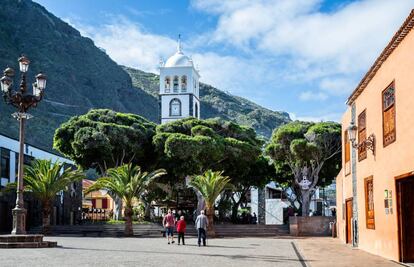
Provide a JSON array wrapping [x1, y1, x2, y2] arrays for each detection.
[[193, 0, 414, 92], [64, 1, 414, 120], [299, 91, 328, 101], [289, 112, 342, 122], [319, 77, 356, 96], [67, 16, 280, 100], [67, 16, 177, 73]]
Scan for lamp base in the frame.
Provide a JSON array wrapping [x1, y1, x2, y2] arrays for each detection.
[[11, 207, 27, 235]]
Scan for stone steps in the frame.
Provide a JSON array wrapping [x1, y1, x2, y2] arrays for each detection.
[[0, 234, 58, 248], [29, 223, 289, 237]]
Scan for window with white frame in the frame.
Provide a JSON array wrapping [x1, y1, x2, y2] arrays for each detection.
[[170, 98, 181, 116]]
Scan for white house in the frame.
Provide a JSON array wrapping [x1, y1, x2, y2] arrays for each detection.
[[250, 182, 290, 225], [0, 134, 73, 188], [159, 37, 200, 124]]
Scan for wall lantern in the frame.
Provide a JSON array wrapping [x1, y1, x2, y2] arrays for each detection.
[[347, 122, 376, 156]]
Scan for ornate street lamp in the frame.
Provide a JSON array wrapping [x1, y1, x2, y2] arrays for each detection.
[[0, 55, 46, 235], [347, 121, 375, 156]]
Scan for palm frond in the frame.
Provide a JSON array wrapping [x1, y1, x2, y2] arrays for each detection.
[[188, 169, 233, 208], [24, 159, 84, 202], [85, 163, 166, 205]]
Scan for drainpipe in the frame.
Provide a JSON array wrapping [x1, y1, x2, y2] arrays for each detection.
[[351, 104, 358, 247]]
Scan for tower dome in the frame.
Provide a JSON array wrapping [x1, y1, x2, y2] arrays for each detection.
[[164, 52, 193, 67], [164, 35, 193, 67]]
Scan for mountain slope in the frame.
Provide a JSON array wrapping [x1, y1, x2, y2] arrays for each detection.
[[126, 67, 291, 137], [0, 0, 158, 151], [0, 0, 289, 153]]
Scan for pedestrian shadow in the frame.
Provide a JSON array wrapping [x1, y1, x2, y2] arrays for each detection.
[[59, 246, 312, 264]]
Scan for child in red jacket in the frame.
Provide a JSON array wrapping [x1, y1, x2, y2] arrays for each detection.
[[176, 216, 186, 245]]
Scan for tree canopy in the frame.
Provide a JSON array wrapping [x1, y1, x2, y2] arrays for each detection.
[[265, 121, 341, 216], [53, 109, 156, 172], [152, 117, 263, 181]]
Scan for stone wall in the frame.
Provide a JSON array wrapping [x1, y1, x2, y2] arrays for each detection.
[[289, 216, 335, 236]]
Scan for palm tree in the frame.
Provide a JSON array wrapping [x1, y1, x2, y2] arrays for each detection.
[[85, 164, 166, 236], [24, 159, 85, 234], [189, 170, 233, 237]]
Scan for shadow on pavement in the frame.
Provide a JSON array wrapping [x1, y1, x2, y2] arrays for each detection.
[[59, 246, 311, 265]]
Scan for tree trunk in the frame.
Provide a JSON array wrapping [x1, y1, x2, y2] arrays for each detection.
[[113, 196, 123, 221], [196, 191, 205, 215], [124, 205, 134, 237], [301, 190, 311, 217], [206, 205, 216, 238], [42, 201, 52, 235], [144, 202, 151, 221], [231, 201, 239, 223]]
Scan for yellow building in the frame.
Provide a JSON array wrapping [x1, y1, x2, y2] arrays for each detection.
[[336, 10, 414, 263], [82, 179, 114, 221]]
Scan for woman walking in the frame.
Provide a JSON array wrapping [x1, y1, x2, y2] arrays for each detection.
[[163, 209, 176, 244]]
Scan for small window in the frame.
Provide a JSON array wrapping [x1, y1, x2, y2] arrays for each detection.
[[195, 102, 199, 119], [164, 77, 171, 93], [1, 148, 10, 179], [266, 188, 282, 199], [382, 83, 396, 147], [344, 130, 351, 175], [364, 176, 375, 229], [170, 98, 181, 116], [173, 76, 179, 93], [181, 76, 187, 92], [358, 110, 367, 161]]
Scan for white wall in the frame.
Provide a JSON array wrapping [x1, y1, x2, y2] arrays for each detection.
[[159, 64, 201, 124], [265, 199, 289, 225], [161, 94, 191, 124], [159, 66, 200, 97], [250, 187, 259, 216]]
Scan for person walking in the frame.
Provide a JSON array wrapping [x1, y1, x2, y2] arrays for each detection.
[[195, 210, 208, 247], [176, 215, 186, 245], [163, 209, 176, 244]]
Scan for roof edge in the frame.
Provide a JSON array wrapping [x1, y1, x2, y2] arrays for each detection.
[[347, 9, 414, 105]]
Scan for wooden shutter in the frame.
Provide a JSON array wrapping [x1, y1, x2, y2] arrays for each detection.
[[358, 110, 367, 161], [344, 130, 351, 175], [383, 83, 396, 147], [364, 176, 375, 229], [102, 198, 108, 209]]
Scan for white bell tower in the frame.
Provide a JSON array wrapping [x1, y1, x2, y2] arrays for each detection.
[[159, 36, 200, 124]]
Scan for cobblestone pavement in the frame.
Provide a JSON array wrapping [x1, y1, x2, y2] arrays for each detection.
[[295, 237, 402, 267], [0, 236, 306, 267]]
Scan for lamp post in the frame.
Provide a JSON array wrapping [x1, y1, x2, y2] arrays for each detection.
[[0, 55, 46, 235]]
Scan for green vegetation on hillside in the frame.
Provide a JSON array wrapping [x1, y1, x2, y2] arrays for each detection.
[[125, 67, 291, 138], [0, 0, 290, 154]]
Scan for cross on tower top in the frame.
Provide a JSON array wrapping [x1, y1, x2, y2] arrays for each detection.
[[177, 34, 182, 53]]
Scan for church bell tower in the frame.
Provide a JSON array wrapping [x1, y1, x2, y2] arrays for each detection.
[[159, 36, 200, 124]]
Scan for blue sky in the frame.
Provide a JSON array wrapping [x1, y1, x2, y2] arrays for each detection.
[[34, 0, 414, 121]]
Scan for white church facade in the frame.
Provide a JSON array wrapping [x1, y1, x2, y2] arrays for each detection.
[[159, 38, 200, 124]]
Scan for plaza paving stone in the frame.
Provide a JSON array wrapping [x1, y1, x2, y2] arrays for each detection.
[[0, 236, 404, 267], [295, 237, 402, 267], [0, 236, 305, 267]]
